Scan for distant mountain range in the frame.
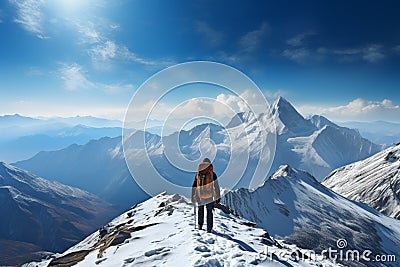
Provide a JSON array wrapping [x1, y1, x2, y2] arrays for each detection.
[[0, 114, 124, 162], [0, 162, 119, 266], [323, 142, 400, 220], [0, 114, 122, 128], [15, 97, 382, 208], [338, 120, 400, 145]]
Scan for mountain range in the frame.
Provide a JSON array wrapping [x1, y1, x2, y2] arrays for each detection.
[[338, 120, 400, 145], [0, 162, 119, 266], [0, 114, 124, 162], [323, 142, 400, 220], [223, 164, 400, 267], [15, 97, 382, 207]]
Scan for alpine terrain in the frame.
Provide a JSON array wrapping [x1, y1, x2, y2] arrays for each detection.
[[223, 165, 400, 267], [14, 97, 381, 207], [322, 142, 400, 220], [24, 193, 342, 267], [0, 162, 118, 266]]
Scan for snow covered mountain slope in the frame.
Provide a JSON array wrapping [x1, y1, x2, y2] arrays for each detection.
[[322, 143, 400, 220], [223, 165, 400, 267], [15, 98, 381, 206], [24, 193, 342, 267], [0, 162, 118, 266], [15, 136, 150, 208], [230, 97, 381, 180]]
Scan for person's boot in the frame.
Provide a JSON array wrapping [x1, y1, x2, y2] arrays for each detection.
[[198, 224, 203, 230]]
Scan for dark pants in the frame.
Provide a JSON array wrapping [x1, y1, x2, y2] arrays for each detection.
[[198, 201, 214, 231]]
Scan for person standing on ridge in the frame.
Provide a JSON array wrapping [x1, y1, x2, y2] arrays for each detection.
[[191, 157, 221, 233]]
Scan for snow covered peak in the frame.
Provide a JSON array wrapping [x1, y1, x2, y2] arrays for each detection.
[[270, 97, 315, 135], [25, 192, 341, 267], [225, 111, 256, 128], [270, 164, 295, 178], [223, 165, 400, 266], [272, 97, 301, 118], [268, 165, 319, 187], [323, 142, 400, 219], [310, 115, 339, 129]]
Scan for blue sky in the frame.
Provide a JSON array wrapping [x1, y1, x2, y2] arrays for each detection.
[[1, 0, 400, 122]]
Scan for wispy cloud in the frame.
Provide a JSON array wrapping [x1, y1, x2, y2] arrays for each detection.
[[284, 31, 387, 64], [239, 22, 270, 52], [282, 48, 312, 63], [59, 63, 95, 91], [394, 45, 400, 54], [328, 44, 385, 63], [298, 98, 400, 122], [89, 40, 172, 69], [195, 21, 224, 47], [263, 89, 287, 102], [284, 43, 386, 64], [0, 9, 4, 23], [74, 21, 101, 44], [10, 0, 47, 39], [58, 62, 134, 92], [286, 32, 315, 47], [361, 45, 385, 63]]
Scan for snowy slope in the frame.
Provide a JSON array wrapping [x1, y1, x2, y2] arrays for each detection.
[[0, 162, 118, 266], [24, 193, 342, 267], [223, 165, 400, 267], [231, 97, 381, 180], [322, 143, 400, 220]]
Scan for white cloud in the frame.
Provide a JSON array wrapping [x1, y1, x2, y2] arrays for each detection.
[[331, 45, 385, 63], [74, 21, 101, 44], [282, 48, 311, 63], [58, 62, 134, 92], [167, 90, 269, 122], [394, 45, 400, 54], [0, 9, 4, 23], [362, 45, 385, 63], [286, 32, 315, 47], [10, 0, 47, 39], [196, 21, 224, 47], [298, 98, 400, 122], [263, 89, 287, 102], [59, 63, 94, 90], [239, 22, 270, 52], [126, 89, 270, 127], [284, 44, 386, 64], [89, 40, 172, 69]]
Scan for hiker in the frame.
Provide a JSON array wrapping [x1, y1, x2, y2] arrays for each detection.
[[191, 158, 221, 233]]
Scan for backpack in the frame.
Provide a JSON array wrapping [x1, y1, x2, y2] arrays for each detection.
[[196, 162, 214, 200]]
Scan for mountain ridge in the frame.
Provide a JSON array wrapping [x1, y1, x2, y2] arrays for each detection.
[[24, 192, 343, 267], [322, 142, 400, 220], [0, 162, 119, 266], [223, 164, 400, 267]]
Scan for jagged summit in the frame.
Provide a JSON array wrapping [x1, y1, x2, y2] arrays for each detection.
[[269, 164, 318, 184], [24, 192, 341, 267], [225, 111, 256, 128], [323, 143, 400, 219], [309, 114, 339, 129], [271, 97, 315, 135]]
